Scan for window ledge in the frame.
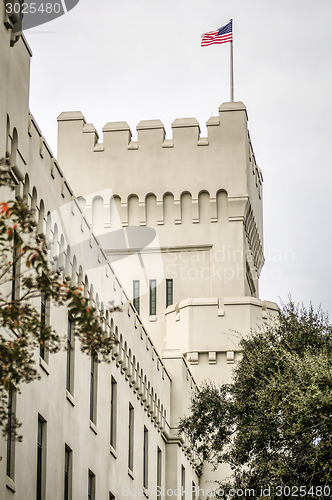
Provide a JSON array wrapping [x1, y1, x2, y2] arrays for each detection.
[[109, 445, 117, 458], [89, 420, 97, 434], [149, 315, 157, 322], [6, 476, 16, 492], [66, 390, 75, 407], [128, 468, 134, 480], [39, 357, 50, 375]]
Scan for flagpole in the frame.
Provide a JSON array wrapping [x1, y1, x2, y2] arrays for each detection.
[[230, 19, 234, 102]]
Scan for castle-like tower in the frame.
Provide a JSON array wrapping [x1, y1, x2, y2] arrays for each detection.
[[57, 104, 276, 386], [57, 104, 278, 488], [1, 2, 277, 496]]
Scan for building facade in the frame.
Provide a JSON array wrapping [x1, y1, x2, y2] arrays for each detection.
[[0, 3, 278, 498]]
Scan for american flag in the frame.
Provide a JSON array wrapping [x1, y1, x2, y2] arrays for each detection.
[[201, 20, 233, 47]]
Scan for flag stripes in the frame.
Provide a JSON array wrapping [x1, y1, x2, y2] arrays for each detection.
[[201, 20, 233, 47]]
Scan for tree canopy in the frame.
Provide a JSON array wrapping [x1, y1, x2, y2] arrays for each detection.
[[0, 159, 118, 440], [179, 301, 332, 498]]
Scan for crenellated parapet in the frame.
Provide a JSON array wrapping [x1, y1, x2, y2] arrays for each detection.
[[57, 103, 264, 273], [165, 296, 279, 385], [57, 102, 263, 230], [58, 102, 252, 151]]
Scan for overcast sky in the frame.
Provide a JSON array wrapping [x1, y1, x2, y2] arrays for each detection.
[[25, 0, 332, 315]]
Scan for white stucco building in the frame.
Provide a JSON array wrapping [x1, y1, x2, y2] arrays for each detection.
[[0, 3, 278, 498]]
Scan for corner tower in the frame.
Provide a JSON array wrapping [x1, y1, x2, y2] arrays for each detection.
[[57, 101, 277, 383]]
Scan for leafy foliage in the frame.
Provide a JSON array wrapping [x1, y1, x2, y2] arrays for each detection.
[[179, 302, 332, 497], [0, 159, 118, 440]]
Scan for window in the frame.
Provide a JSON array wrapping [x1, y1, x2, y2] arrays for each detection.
[[246, 261, 256, 297], [64, 445, 72, 500], [89, 355, 97, 424], [149, 279, 157, 316], [143, 427, 148, 489], [6, 390, 16, 480], [11, 244, 20, 302], [128, 403, 134, 471], [157, 447, 162, 499], [40, 291, 46, 359], [39, 289, 49, 362], [166, 279, 173, 308], [66, 316, 75, 394], [181, 466, 185, 500], [88, 470, 95, 500], [133, 280, 140, 315], [192, 482, 196, 500], [37, 416, 46, 500], [110, 377, 117, 449]]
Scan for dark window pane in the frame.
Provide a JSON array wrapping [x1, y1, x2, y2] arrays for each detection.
[[89, 356, 97, 423], [149, 280, 157, 316], [128, 404, 134, 470], [88, 470, 95, 500], [40, 291, 46, 359], [166, 279, 173, 308], [66, 317, 74, 392], [133, 280, 140, 315], [6, 391, 14, 478], [64, 445, 71, 500], [157, 447, 162, 498], [143, 427, 148, 488], [37, 418, 44, 500], [110, 377, 117, 448]]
